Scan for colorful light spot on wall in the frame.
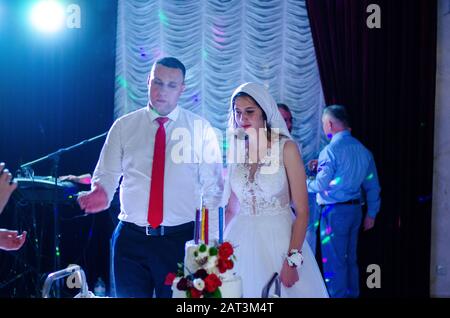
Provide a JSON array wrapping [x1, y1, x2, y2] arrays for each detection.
[[158, 10, 168, 26], [116, 75, 128, 89], [192, 94, 200, 103], [152, 48, 163, 60], [139, 47, 150, 60]]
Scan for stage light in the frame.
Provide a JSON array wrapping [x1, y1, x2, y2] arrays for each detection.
[[29, 0, 65, 33]]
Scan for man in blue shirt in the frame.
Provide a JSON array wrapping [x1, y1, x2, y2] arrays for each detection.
[[307, 105, 381, 298]]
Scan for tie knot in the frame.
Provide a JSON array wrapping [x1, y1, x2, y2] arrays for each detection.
[[155, 117, 169, 126]]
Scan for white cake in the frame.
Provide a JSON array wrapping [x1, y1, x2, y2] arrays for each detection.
[[171, 240, 242, 298]]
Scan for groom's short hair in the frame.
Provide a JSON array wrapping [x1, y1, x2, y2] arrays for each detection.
[[153, 57, 186, 81]]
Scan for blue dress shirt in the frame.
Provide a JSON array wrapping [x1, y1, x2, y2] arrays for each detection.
[[307, 130, 381, 217]]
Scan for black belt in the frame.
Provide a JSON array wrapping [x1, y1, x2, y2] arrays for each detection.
[[122, 221, 194, 237], [320, 199, 361, 207]]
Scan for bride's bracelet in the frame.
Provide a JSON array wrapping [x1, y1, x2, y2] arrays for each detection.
[[286, 249, 304, 268]]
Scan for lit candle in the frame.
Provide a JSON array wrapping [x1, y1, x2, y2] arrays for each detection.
[[219, 207, 223, 244]]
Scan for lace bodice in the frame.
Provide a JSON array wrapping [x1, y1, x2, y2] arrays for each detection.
[[228, 138, 291, 216]]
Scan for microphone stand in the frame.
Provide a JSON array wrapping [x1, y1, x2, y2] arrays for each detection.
[[19, 132, 107, 298], [20, 132, 108, 170]]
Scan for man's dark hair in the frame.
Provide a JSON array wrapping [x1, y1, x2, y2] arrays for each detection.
[[277, 103, 292, 115], [323, 104, 350, 128], [155, 57, 186, 81]]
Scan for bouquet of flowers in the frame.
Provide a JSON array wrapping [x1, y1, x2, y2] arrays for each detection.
[[165, 241, 235, 298]]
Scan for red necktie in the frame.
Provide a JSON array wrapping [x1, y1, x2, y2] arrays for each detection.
[[148, 117, 169, 228]]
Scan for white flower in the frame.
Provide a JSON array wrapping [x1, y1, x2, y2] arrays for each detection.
[[173, 277, 181, 285], [193, 278, 205, 291], [286, 249, 304, 268], [204, 255, 218, 273]]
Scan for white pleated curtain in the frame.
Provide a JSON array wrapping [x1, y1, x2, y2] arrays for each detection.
[[114, 0, 326, 162]]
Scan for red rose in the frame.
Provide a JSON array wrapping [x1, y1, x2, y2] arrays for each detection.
[[204, 273, 222, 293], [217, 259, 228, 273], [225, 259, 234, 270], [218, 242, 234, 259], [164, 272, 177, 286], [177, 277, 189, 291], [190, 287, 202, 298], [194, 269, 208, 280]]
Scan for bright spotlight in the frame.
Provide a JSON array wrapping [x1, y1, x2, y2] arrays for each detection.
[[30, 1, 65, 33]]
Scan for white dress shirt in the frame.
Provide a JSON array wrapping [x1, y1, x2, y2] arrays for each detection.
[[91, 105, 224, 238]]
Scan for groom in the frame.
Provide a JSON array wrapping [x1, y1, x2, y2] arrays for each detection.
[[78, 57, 223, 298]]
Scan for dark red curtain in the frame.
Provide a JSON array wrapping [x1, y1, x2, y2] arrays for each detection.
[[306, 0, 436, 297]]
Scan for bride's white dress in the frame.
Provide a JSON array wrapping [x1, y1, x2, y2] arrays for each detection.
[[224, 138, 329, 298]]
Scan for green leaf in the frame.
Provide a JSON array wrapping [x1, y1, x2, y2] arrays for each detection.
[[203, 288, 222, 298], [176, 263, 185, 276], [212, 288, 222, 298]]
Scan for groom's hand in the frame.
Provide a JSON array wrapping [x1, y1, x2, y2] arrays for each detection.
[[77, 183, 108, 213]]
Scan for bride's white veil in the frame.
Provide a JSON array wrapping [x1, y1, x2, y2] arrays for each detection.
[[227, 82, 293, 140], [222, 82, 294, 207]]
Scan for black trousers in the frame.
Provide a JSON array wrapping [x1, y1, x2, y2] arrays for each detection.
[[111, 221, 194, 298]]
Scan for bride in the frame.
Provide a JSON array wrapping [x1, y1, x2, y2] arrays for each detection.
[[223, 82, 328, 298]]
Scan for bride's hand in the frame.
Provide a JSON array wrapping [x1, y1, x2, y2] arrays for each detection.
[[280, 259, 299, 288]]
